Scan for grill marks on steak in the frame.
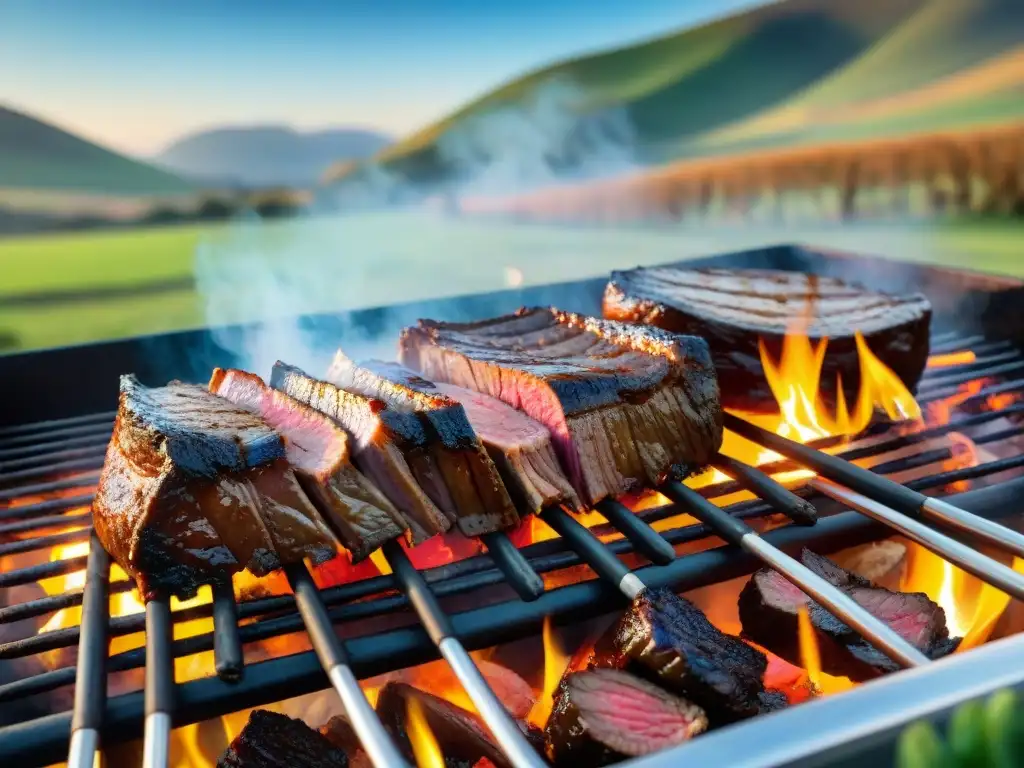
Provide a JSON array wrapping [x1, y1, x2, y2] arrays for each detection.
[[604, 267, 932, 412], [610, 587, 775, 724], [271, 362, 450, 543], [433, 382, 581, 514], [209, 368, 406, 561], [326, 353, 519, 535], [739, 549, 960, 680], [399, 307, 723, 506], [93, 376, 335, 600], [545, 668, 707, 767], [217, 710, 348, 768]]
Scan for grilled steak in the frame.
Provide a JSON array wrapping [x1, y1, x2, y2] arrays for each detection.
[[545, 668, 707, 767], [217, 710, 348, 768], [399, 307, 723, 506], [738, 548, 960, 681], [319, 717, 370, 768], [610, 587, 771, 724], [210, 368, 406, 561], [604, 267, 932, 412], [271, 362, 450, 543], [93, 375, 336, 600], [376, 682, 512, 768], [326, 352, 519, 535]]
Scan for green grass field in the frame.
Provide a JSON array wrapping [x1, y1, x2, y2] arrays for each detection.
[[1, 213, 1022, 353]]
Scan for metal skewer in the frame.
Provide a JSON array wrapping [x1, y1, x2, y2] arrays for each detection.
[[724, 412, 1024, 558], [811, 478, 1024, 600], [67, 531, 110, 768], [285, 563, 411, 768], [381, 540, 548, 768], [142, 596, 174, 768], [660, 481, 931, 670]]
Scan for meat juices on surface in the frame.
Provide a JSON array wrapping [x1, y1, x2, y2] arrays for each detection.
[[210, 368, 406, 561], [93, 375, 336, 600], [399, 307, 723, 506], [217, 710, 348, 768], [326, 352, 519, 535], [545, 668, 707, 767], [739, 548, 960, 681], [604, 266, 932, 412], [609, 587, 776, 724], [270, 362, 450, 543]]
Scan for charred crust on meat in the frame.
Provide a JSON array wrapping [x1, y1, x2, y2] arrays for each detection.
[[216, 710, 349, 768]]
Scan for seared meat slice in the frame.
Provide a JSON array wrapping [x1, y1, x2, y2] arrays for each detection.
[[326, 353, 519, 535], [739, 548, 960, 681], [271, 362, 449, 543], [376, 682, 512, 768], [612, 587, 769, 724], [604, 266, 932, 412], [210, 368, 406, 561], [545, 669, 707, 766], [433, 382, 581, 514], [217, 710, 348, 768], [93, 375, 335, 600], [399, 307, 723, 506], [319, 717, 370, 768]]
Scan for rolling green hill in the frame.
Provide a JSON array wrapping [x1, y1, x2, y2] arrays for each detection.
[[327, 0, 1024, 189], [0, 105, 193, 195]]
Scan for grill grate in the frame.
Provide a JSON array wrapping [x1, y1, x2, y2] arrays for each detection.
[[0, 331, 1021, 767]]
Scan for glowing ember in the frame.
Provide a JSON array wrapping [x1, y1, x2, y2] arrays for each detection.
[[927, 351, 977, 369], [407, 696, 445, 768], [528, 617, 570, 727]]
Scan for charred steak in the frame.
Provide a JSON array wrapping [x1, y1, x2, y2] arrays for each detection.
[[739, 548, 960, 680], [217, 710, 348, 768], [93, 375, 336, 600], [399, 307, 723, 506], [603, 267, 932, 411], [271, 362, 450, 543], [545, 668, 707, 767], [326, 352, 519, 535], [210, 368, 407, 561]]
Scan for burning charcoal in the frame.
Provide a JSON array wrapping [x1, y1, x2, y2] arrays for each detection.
[[93, 375, 336, 600], [217, 710, 348, 768], [756, 689, 790, 714], [326, 353, 520, 535], [376, 682, 512, 768], [545, 669, 707, 767], [399, 308, 722, 506], [613, 587, 769, 724], [211, 368, 407, 561], [603, 266, 931, 412], [272, 362, 450, 543], [739, 548, 960, 681]]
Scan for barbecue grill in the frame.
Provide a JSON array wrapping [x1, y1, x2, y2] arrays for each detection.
[[0, 243, 1022, 768]]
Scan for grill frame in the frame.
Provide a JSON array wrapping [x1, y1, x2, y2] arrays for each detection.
[[0, 243, 1022, 767]]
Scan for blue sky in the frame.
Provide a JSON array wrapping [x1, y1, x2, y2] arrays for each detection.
[[1, 0, 767, 156]]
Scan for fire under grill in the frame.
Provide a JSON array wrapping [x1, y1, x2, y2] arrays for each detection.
[[0, 245, 1022, 768]]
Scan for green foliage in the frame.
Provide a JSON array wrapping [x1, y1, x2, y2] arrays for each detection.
[[897, 690, 1023, 768]]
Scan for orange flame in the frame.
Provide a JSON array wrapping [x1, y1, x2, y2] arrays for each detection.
[[796, 605, 854, 696], [527, 617, 569, 728], [407, 697, 445, 768]]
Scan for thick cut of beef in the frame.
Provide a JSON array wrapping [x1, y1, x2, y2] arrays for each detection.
[[319, 717, 370, 768], [739, 548, 960, 681], [603, 267, 932, 412], [93, 375, 336, 600], [326, 353, 519, 535], [545, 668, 707, 767], [271, 362, 450, 543], [399, 307, 723, 506], [210, 368, 406, 561], [375, 682, 513, 768], [217, 710, 348, 768], [610, 587, 772, 724]]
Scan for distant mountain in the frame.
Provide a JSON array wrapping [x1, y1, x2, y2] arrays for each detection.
[[0, 104, 192, 195], [154, 126, 393, 188], [325, 0, 1024, 190]]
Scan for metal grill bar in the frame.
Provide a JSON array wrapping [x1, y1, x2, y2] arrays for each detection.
[[142, 597, 174, 768]]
